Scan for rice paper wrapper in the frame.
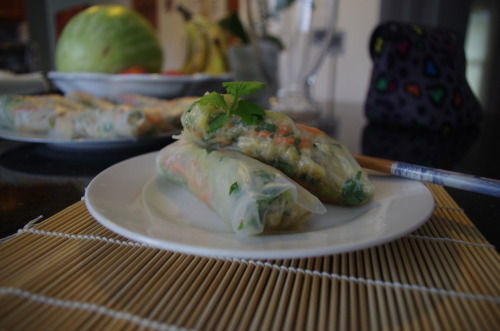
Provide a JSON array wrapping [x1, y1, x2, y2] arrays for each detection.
[[156, 140, 326, 236], [180, 102, 375, 206]]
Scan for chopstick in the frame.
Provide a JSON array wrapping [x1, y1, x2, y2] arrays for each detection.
[[355, 155, 500, 197]]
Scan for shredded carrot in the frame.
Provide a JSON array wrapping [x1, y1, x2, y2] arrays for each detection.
[[258, 130, 272, 138], [195, 191, 210, 204], [165, 162, 188, 178], [276, 125, 290, 136], [274, 135, 295, 145], [296, 123, 325, 136], [187, 179, 209, 203], [192, 159, 200, 170], [299, 137, 311, 149]]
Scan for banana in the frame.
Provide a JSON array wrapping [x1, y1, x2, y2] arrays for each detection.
[[182, 20, 210, 74], [177, 5, 228, 75], [202, 17, 229, 75], [178, 6, 209, 74]]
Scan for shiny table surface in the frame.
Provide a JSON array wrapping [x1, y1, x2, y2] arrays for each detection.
[[1, 102, 498, 250]]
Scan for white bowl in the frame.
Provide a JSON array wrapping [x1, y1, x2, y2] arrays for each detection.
[[48, 71, 232, 98]]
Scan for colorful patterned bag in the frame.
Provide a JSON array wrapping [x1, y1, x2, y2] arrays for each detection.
[[364, 21, 482, 131]]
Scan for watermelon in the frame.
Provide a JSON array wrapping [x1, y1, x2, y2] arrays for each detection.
[[55, 5, 163, 73]]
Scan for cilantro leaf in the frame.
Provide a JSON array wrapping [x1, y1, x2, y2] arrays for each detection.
[[190, 82, 266, 132], [233, 99, 265, 125], [262, 122, 277, 133], [223, 81, 266, 97], [192, 91, 228, 110], [222, 82, 265, 126], [229, 182, 239, 195], [207, 113, 228, 133]]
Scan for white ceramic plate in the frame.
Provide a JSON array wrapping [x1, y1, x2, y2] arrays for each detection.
[[48, 71, 232, 98], [0, 128, 175, 150], [85, 152, 434, 259]]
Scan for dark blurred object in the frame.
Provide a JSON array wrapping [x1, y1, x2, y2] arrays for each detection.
[[219, 11, 250, 44], [364, 21, 482, 132], [0, 0, 25, 23], [0, 0, 29, 73], [0, 140, 173, 179], [361, 123, 479, 170], [0, 42, 38, 73], [132, 0, 158, 29], [184, 77, 228, 96]]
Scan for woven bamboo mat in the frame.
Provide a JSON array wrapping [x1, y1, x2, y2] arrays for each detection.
[[0, 183, 499, 330]]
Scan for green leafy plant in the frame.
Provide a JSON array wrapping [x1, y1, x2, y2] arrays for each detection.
[[218, 9, 283, 49], [191, 81, 267, 133], [219, 12, 250, 44]]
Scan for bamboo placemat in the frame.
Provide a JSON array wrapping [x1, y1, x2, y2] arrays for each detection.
[[0, 183, 499, 330]]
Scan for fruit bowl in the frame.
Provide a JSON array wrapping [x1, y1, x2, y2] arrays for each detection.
[[48, 71, 232, 98]]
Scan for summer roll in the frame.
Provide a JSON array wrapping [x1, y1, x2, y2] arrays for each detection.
[[0, 94, 84, 133], [156, 140, 327, 236], [107, 94, 198, 131], [180, 94, 375, 206], [52, 106, 153, 139]]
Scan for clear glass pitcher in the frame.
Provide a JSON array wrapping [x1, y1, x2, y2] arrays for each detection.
[[246, 0, 339, 124]]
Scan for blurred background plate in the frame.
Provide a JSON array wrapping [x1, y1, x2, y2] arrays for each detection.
[[0, 127, 175, 150], [47, 71, 232, 98]]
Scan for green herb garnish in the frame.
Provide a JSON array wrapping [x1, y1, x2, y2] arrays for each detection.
[[342, 171, 368, 206], [253, 170, 275, 184], [257, 196, 279, 211], [294, 137, 301, 149], [262, 122, 277, 133], [233, 99, 265, 126], [229, 182, 239, 195], [271, 157, 294, 177], [193, 81, 266, 133], [208, 112, 227, 132]]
